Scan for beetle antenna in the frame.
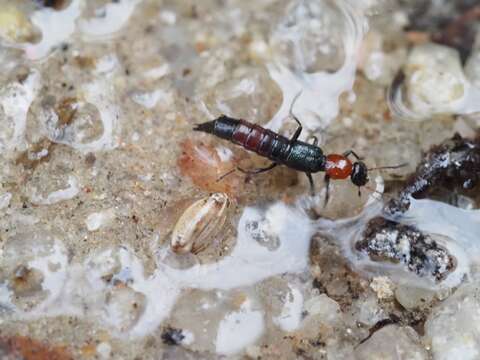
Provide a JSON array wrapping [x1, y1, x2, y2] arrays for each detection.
[[367, 163, 408, 171], [289, 90, 302, 118]]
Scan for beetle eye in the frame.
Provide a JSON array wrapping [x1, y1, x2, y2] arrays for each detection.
[[351, 162, 368, 186]]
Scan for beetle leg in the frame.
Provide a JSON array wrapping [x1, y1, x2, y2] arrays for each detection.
[[290, 115, 303, 142], [289, 91, 303, 142], [237, 162, 278, 175], [216, 168, 236, 182], [323, 175, 331, 207], [343, 150, 362, 160], [306, 172, 315, 196], [309, 135, 319, 146]]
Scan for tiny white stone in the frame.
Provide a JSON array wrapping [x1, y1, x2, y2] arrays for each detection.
[[304, 294, 341, 325], [85, 209, 116, 231], [95, 54, 119, 75], [355, 295, 387, 326], [138, 173, 153, 182], [30, 175, 80, 205], [248, 39, 269, 58], [142, 63, 170, 79], [403, 43, 472, 117], [131, 89, 173, 109], [393, 10, 408, 27], [159, 10, 176, 25], [131, 132, 140, 142], [0, 192, 12, 209], [395, 285, 435, 310], [96, 342, 111, 359]]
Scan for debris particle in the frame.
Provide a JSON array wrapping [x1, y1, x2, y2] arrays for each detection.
[[386, 133, 480, 214], [370, 276, 394, 300], [356, 217, 456, 282], [161, 327, 185, 346], [170, 193, 233, 254]]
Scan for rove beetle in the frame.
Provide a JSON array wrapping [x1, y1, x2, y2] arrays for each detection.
[[194, 95, 401, 204]]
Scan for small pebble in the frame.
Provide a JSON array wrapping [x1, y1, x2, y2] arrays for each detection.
[[85, 209, 116, 231]]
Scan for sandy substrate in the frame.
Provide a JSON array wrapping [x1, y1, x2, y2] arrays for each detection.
[[0, 0, 480, 359]]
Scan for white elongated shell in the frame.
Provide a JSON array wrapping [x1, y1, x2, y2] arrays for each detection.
[[171, 193, 232, 254]]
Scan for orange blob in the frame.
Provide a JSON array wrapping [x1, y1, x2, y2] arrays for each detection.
[[325, 154, 353, 180], [177, 139, 243, 197], [0, 336, 73, 360]]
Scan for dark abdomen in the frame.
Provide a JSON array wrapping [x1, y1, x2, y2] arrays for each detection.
[[194, 116, 290, 162], [231, 120, 290, 162]]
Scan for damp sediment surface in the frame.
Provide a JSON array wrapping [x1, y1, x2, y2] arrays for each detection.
[[1, 0, 480, 359]]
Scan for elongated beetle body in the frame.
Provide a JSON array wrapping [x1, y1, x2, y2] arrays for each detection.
[[194, 113, 370, 204], [194, 116, 326, 173]]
